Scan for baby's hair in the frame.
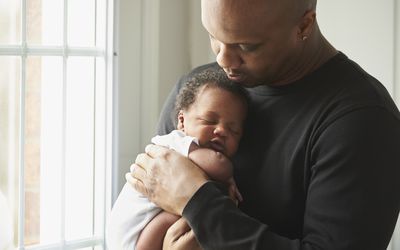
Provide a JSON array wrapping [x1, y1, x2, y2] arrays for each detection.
[[175, 67, 249, 118]]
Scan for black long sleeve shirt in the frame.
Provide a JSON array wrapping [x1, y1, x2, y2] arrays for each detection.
[[157, 52, 400, 250]]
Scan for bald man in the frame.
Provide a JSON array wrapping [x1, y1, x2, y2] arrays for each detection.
[[129, 0, 400, 249]]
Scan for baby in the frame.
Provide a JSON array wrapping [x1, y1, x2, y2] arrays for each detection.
[[107, 68, 249, 250]]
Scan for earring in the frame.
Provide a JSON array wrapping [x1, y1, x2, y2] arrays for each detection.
[[302, 35, 308, 41]]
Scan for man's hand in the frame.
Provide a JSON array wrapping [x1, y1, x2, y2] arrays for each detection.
[[127, 144, 209, 215], [162, 218, 202, 250]]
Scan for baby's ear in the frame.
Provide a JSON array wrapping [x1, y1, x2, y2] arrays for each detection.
[[177, 110, 185, 131]]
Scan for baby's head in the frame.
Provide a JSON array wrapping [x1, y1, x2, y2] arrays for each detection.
[[175, 68, 249, 157]]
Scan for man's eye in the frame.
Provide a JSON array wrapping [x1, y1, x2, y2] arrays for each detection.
[[239, 44, 258, 52]]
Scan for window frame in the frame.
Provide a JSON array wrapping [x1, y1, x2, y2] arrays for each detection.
[[0, 0, 114, 249]]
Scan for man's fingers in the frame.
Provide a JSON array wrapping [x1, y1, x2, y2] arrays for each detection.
[[134, 147, 167, 172], [125, 172, 137, 185], [129, 147, 172, 201], [129, 163, 141, 174], [134, 153, 150, 170], [145, 144, 170, 158], [129, 163, 146, 179], [126, 166, 148, 196]]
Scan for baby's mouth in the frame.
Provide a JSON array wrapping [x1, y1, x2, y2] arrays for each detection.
[[209, 140, 225, 154]]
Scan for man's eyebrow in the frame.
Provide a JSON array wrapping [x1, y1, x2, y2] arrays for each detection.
[[208, 33, 260, 46]]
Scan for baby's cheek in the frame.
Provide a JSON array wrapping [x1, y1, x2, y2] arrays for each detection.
[[226, 140, 239, 157]]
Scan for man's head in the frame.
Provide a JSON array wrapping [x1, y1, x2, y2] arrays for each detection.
[[201, 0, 318, 87], [175, 68, 248, 157]]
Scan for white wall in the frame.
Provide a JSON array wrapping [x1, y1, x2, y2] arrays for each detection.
[[317, 0, 398, 102], [112, 0, 142, 201], [115, 0, 399, 247], [316, 2, 399, 248], [188, 0, 214, 67], [114, 0, 198, 199]]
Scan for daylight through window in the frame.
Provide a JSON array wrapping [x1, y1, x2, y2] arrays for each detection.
[[0, 0, 113, 249]]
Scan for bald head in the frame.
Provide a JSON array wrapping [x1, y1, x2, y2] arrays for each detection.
[[202, 0, 316, 28], [304, 0, 317, 10], [201, 0, 326, 86], [284, 0, 317, 21]]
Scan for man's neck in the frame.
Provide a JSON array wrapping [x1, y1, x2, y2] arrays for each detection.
[[299, 26, 338, 79], [274, 26, 337, 86]]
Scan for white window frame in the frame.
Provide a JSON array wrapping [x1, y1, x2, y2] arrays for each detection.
[[0, 0, 114, 249]]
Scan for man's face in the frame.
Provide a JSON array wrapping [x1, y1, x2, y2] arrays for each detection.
[[178, 86, 247, 158], [202, 0, 303, 87]]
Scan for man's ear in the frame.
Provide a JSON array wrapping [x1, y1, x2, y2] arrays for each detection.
[[298, 9, 316, 40], [177, 110, 185, 131]]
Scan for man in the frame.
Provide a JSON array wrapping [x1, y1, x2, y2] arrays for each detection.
[[130, 0, 400, 249]]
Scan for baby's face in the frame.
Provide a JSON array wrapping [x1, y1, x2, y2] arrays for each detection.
[[178, 86, 247, 157]]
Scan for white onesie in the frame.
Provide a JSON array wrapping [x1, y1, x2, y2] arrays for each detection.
[[106, 130, 198, 250]]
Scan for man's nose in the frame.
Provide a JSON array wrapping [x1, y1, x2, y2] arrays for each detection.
[[216, 44, 242, 70]]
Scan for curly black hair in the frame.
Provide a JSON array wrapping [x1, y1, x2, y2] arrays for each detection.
[[174, 68, 249, 118]]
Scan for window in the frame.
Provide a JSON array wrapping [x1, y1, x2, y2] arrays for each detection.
[[0, 0, 113, 249]]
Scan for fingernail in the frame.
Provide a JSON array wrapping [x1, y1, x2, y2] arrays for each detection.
[[145, 144, 152, 153], [130, 164, 135, 173]]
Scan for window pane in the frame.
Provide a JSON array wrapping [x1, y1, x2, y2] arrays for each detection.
[[95, 0, 107, 48], [38, 56, 63, 245], [0, 190, 14, 250], [24, 56, 64, 246], [68, 0, 95, 47], [0, 0, 21, 44], [1, 0, 111, 248], [0, 56, 20, 250], [27, 0, 63, 45], [65, 57, 95, 240], [25, 56, 42, 246]]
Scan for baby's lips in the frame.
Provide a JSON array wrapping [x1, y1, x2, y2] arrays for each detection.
[[209, 140, 225, 153]]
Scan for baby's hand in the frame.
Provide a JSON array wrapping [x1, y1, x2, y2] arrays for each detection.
[[227, 178, 243, 206]]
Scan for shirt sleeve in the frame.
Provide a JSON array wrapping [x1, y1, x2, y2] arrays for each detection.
[[182, 107, 400, 250]]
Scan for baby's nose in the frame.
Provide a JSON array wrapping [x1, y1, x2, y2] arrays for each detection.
[[213, 125, 227, 137]]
